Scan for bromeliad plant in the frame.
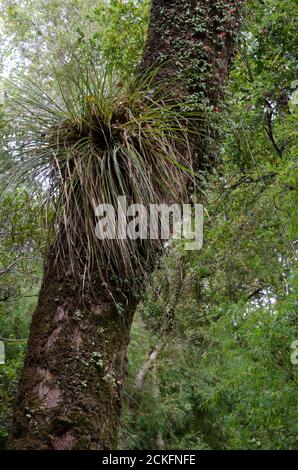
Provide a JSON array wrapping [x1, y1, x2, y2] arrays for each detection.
[[1, 61, 199, 290]]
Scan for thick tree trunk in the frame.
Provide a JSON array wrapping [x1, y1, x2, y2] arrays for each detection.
[[8, 0, 242, 450], [141, 0, 241, 102], [8, 255, 137, 450]]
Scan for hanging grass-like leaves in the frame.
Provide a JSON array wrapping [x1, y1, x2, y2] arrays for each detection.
[[1, 61, 200, 290]]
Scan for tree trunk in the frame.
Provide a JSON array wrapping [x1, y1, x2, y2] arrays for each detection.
[[8, 255, 137, 450], [8, 0, 242, 450], [133, 255, 186, 395]]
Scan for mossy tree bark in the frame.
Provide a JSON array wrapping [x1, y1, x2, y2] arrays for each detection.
[[8, 0, 242, 450], [8, 256, 137, 450]]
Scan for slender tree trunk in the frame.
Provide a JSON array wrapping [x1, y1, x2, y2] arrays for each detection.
[[133, 255, 186, 395], [8, 0, 242, 450]]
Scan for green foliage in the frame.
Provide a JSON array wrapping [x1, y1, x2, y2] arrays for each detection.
[[119, 0, 298, 450], [121, 149, 298, 448], [0, 0, 297, 451], [89, 0, 149, 79], [0, 290, 39, 443], [2, 62, 197, 284], [0, 0, 96, 79], [0, 188, 43, 445]]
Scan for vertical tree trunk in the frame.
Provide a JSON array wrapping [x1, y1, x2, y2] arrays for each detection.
[[8, 255, 137, 450], [8, 0, 242, 450]]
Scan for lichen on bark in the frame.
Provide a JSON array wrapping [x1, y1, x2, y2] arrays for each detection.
[[8, 256, 137, 450]]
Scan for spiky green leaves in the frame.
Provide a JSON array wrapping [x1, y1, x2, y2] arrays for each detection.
[[1, 63, 199, 289]]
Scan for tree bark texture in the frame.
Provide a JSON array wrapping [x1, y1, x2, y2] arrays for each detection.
[[8, 255, 137, 450]]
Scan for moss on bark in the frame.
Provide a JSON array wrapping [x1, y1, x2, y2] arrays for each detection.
[[8, 255, 137, 450]]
